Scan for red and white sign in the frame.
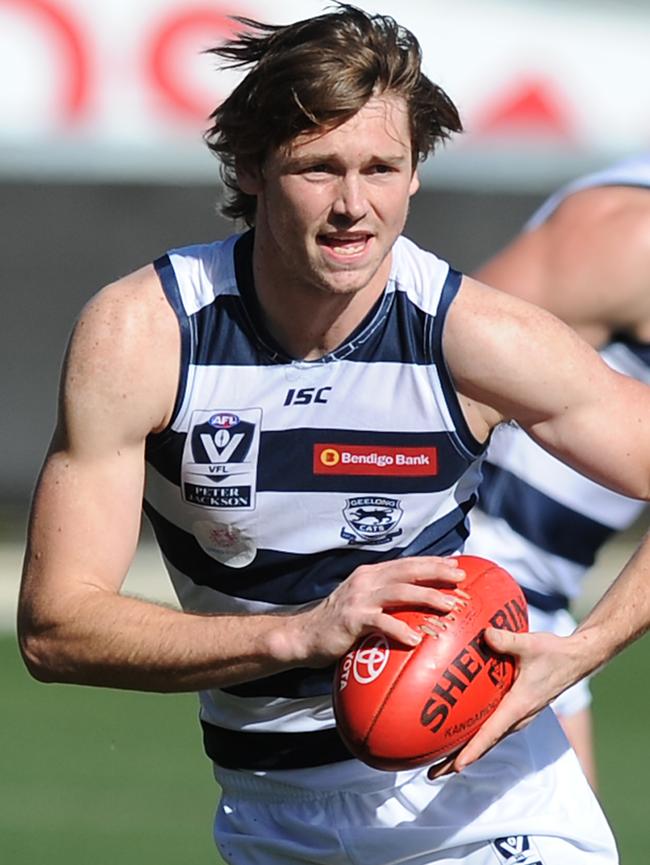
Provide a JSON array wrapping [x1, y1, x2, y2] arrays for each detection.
[[2, 0, 650, 181]]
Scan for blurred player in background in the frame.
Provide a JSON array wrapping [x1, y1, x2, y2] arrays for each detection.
[[465, 155, 650, 788], [17, 7, 650, 864]]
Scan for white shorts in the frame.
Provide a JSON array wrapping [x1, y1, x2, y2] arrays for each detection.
[[212, 709, 617, 865], [527, 607, 591, 718]]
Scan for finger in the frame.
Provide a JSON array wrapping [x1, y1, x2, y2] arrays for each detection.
[[426, 752, 458, 780], [452, 692, 534, 770], [371, 612, 425, 647], [381, 584, 466, 613], [381, 556, 466, 584], [483, 626, 528, 656]]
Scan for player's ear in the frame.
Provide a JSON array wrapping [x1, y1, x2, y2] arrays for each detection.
[[409, 169, 420, 197], [236, 159, 263, 195]]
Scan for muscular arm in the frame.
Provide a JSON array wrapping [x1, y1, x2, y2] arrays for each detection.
[[440, 278, 650, 768], [445, 275, 650, 498], [474, 185, 650, 347], [18, 266, 464, 693]]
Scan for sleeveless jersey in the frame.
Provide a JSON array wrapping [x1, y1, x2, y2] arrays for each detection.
[[144, 231, 485, 770], [465, 155, 650, 607]]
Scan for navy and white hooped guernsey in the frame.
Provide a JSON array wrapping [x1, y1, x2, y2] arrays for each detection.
[[465, 156, 650, 610], [144, 231, 485, 771]]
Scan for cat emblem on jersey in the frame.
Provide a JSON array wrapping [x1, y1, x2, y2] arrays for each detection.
[[341, 496, 404, 545], [181, 408, 261, 510]]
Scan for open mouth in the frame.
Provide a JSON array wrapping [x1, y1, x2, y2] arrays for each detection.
[[317, 233, 372, 256]]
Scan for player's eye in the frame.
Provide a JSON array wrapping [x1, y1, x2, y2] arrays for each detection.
[[369, 164, 397, 175], [303, 163, 334, 175]]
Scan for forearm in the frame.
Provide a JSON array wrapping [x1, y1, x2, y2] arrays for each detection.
[[18, 587, 312, 693], [571, 532, 650, 677]]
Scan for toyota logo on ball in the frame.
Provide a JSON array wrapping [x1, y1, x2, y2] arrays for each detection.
[[353, 634, 390, 684]]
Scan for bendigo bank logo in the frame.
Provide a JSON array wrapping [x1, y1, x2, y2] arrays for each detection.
[[314, 443, 438, 476], [182, 408, 261, 509]]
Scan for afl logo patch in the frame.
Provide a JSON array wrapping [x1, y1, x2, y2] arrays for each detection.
[[182, 407, 262, 510], [209, 412, 239, 429]]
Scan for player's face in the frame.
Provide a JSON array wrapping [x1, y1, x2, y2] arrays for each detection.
[[241, 94, 420, 299]]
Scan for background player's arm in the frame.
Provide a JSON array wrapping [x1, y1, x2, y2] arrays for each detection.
[[18, 268, 464, 692], [446, 275, 650, 498], [475, 186, 650, 346], [442, 277, 650, 766]]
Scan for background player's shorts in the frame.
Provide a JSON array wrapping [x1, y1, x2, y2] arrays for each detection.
[[528, 606, 592, 718], [212, 709, 617, 865]]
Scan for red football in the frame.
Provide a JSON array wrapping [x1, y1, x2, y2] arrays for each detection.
[[333, 555, 528, 771]]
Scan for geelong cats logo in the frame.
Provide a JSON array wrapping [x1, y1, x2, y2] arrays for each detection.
[[341, 496, 403, 545]]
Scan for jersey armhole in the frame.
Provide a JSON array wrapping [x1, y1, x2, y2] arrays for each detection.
[[147, 254, 193, 446], [429, 267, 485, 459]]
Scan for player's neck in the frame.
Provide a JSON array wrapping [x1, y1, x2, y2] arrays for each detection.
[[252, 246, 391, 361]]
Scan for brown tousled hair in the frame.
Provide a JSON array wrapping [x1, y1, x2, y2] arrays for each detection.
[[204, 3, 462, 226]]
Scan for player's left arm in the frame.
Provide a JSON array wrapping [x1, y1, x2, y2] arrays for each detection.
[[440, 276, 650, 769]]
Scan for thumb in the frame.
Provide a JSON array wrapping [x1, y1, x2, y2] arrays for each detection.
[[484, 626, 525, 655]]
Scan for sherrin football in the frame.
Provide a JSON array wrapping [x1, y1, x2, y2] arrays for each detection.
[[333, 555, 528, 771]]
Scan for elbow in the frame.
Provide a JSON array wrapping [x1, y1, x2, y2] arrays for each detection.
[[17, 616, 72, 683]]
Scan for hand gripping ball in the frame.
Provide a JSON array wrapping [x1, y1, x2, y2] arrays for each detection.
[[333, 555, 528, 770]]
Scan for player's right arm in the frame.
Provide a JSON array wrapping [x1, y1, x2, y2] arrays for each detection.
[[18, 267, 463, 693]]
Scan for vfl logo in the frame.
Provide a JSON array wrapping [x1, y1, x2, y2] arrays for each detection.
[[492, 835, 544, 864], [192, 413, 253, 465], [353, 634, 390, 684], [341, 496, 403, 545], [182, 408, 262, 509]]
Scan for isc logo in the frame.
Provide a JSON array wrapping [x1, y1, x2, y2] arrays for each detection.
[[284, 387, 332, 406]]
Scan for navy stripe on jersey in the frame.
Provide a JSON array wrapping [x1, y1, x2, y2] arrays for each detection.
[[143, 498, 472, 607], [612, 334, 650, 366], [479, 462, 615, 566], [522, 586, 569, 612], [201, 721, 353, 770], [429, 268, 483, 459], [259, 429, 473, 493], [146, 428, 472, 493], [187, 277, 434, 367], [222, 664, 336, 698], [193, 296, 276, 367], [153, 255, 194, 422]]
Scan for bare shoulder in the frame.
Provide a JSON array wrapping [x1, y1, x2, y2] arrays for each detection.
[[547, 184, 650, 267], [443, 275, 600, 433], [476, 184, 650, 343], [62, 264, 180, 445]]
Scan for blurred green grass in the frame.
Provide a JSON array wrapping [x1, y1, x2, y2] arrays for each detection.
[[0, 636, 221, 865], [592, 633, 650, 862], [1, 633, 648, 864]]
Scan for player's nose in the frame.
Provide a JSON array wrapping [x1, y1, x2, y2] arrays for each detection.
[[331, 173, 367, 221]]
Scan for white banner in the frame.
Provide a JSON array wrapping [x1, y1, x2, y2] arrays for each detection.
[[1, 0, 649, 186]]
